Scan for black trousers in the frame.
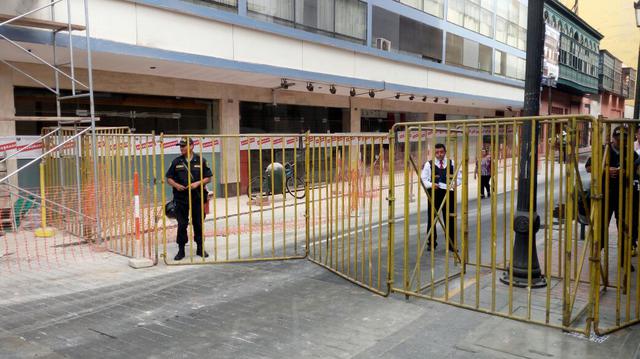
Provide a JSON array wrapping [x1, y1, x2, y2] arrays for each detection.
[[175, 197, 204, 248], [633, 188, 639, 248], [426, 188, 456, 249], [480, 175, 491, 197], [600, 189, 632, 268]]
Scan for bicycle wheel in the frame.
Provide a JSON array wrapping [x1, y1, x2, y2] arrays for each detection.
[[247, 176, 265, 200], [286, 176, 305, 199]]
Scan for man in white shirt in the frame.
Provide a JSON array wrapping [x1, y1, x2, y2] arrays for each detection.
[[421, 143, 462, 251]]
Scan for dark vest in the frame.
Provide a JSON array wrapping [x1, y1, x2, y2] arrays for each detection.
[[430, 159, 453, 180]]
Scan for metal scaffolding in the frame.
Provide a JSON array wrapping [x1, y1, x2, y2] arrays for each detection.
[[0, 0, 102, 240]]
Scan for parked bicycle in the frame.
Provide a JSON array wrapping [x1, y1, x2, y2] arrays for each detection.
[[247, 161, 305, 200]]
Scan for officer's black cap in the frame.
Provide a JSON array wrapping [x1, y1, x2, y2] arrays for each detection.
[[178, 137, 194, 147], [612, 126, 627, 138]]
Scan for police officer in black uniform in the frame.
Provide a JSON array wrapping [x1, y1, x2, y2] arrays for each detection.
[[586, 126, 640, 274], [166, 138, 213, 260]]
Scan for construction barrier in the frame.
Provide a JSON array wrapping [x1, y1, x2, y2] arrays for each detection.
[[4, 115, 638, 335], [387, 115, 638, 335], [159, 134, 308, 264], [306, 134, 392, 295], [592, 119, 640, 335]]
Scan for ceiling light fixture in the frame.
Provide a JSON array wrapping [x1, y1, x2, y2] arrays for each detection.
[[350, 88, 356, 97], [329, 85, 337, 94], [395, 93, 401, 99], [434, 97, 439, 103], [444, 98, 449, 104], [422, 96, 427, 102], [306, 82, 314, 92], [280, 79, 290, 89], [409, 95, 415, 101], [369, 90, 375, 98]]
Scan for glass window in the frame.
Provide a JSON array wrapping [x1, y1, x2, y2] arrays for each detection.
[[335, 0, 367, 40], [481, 0, 493, 10], [399, 0, 445, 18], [248, 0, 366, 43], [508, 0, 518, 23], [494, 50, 524, 80], [447, 0, 464, 26], [495, 16, 507, 43], [479, 44, 492, 72], [424, 0, 445, 18], [519, 3, 527, 28], [480, 8, 493, 37], [401, 0, 422, 8], [496, 0, 508, 18], [494, 49, 505, 76], [248, 0, 294, 23], [372, 6, 400, 46], [295, 0, 334, 33], [463, 1, 480, 32], [372, 6, 443, 62], [446, 32, 464, 66], [506, 22, 518, 47], [446, 33, 491, 73]]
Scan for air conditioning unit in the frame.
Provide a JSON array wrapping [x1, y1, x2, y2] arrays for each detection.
[[375, 38, 391, 52]]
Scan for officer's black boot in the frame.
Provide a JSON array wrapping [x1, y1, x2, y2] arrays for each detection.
[[195, 247, 209, 258], [174, 245, 185, 261]]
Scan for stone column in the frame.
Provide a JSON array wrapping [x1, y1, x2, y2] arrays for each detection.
[[0, 64, 17, 187], [341, 100, 361, 133], [216, 97, 240, 196]]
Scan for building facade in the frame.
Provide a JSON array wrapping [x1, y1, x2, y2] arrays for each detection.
[[559, 0, 640, 110], [598, 50, 625, 119], [540, 0, 602, 117], [0, 0, 528, 140], [0, 0, 532, 190]]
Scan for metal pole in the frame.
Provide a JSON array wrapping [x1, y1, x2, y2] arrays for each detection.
[[83, 0, 101, 242], [501, 0, 546, 288], [634, 43, 640, 120]]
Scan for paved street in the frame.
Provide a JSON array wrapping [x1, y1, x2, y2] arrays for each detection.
[[1, 156, 638, 358], [1, 253, 639, 359]]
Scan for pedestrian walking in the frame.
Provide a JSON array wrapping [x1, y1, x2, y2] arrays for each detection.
[[474, 148, 491, 198], [166, 138, 213, 261], [421, 143, 462, 251]]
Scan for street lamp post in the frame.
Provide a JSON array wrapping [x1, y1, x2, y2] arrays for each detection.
[[500, 0, 546, 287], [634, 1, 640, 119]]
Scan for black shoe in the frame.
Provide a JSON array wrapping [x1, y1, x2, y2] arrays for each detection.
[[195, 249, 209, 258], [174, 249, 185, 261], [480, 195, 485, 199], [426, 242, 438, 251]]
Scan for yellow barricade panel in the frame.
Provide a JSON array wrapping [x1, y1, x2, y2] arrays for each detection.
[[306, 134, 391, 295], [390, 116, 598, 334]]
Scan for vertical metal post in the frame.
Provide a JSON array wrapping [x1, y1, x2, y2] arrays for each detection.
[[635, 43, 640, 119], [501, 0, 546, 288], [83, 0, 102, 242]]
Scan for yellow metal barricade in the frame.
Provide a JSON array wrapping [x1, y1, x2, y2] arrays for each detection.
[[390, 115, 597, 334], [592, 119, 640, 335], [306, 134, 392, 295], [160, 134, 308, 265]]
